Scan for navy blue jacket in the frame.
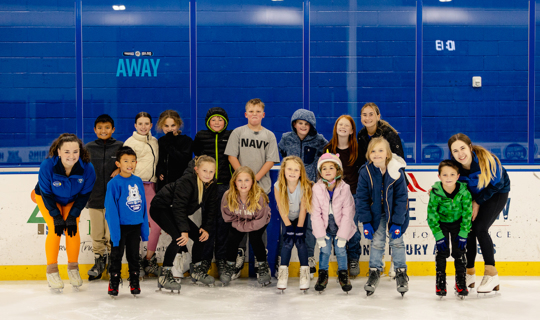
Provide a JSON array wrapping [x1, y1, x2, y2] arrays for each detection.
[[278, 109, 328, 182], [35, 156, 96, 218], [455, 152, 510, 205], [355, 157, 409, 233]]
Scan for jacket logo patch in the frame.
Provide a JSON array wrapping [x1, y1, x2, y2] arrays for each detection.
[[78, 179, 84, 183], [53, 181, 62, 187], [126, 184, 142, 212]]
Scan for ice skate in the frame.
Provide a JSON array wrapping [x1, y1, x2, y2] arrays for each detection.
[[466, 273, 476, 289], [46, 272, 64, 293], [190, 260, 215, 287], [129, 271, 141, 296], [308, 256, 316, 280], [108, 272, 122, 298], [138, 255, 146, 280], [477, 275, 500, 294], [216, 259, 226, 277], [338, 270, 352, 293], [231, 248, 245, 280], [274, 256, 281, 278], [220, 261, 236, 286], [67, 266, 83, 290], [348, 259, 360, 279], [157, 267, 181, 294], [395, 268, 409, 297], [314, 269, 328, 293], [88, 253, 107, 281], [144, 253, 159, 277], [454, 272, 468, 299], [256, 261, 271, 287], [276, 265, 288, 292], [172, 253, 186, 279], [436, 272, 447, 298], [299, 266, 310, 292], [388, 260, 396, 279], [364, 268, 380, 296]]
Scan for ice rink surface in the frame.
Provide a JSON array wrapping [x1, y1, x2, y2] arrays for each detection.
[[1, 276, 538, 320]]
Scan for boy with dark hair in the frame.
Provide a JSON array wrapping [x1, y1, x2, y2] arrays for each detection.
[[105, 146, 149, 297], [427, 160, 472, 298], [85, 114, 123, 280]]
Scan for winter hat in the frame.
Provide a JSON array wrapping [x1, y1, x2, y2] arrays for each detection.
[[317, 151, 342, 172]]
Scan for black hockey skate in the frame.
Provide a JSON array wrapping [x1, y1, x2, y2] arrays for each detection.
[[338, 270, 352, 293], [220, 261, 236, 286], [364, 268, 380, 296], [157, 267, 181, 294], [143, 253, 160, 277], [348, 260, 360, 279], [129, 271, 141, 296], [395, 268, 409, 297], [108, 272, 122, 298], [455, 272, 469, 299], [314, 269, 328, 293], [216, 259, 227, 277], [191, 260, 215, 286], [256, 261, 271, 287], [436, 272, 447, 298], [88, 254, 107, 281]]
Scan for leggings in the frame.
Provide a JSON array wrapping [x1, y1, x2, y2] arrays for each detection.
[[35, 195, 80, 265], [226, 224, 268, 262], [144, 182, 160, 252], [466, 192, 509, 268]]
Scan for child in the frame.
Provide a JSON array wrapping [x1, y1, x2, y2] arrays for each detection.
[[324, 115, 363, 279], [274, 156, 313, 292], [427, 160, 472, 298], [356, 137, 409, 297], [225, 98, 280, 277], [34, 134, 96, 291], [150, 155, 218, 291], [124, 112, 160, 277], [105, 146, 149, 297], [311, 152, 356, 293], [155, 110, 193, 192], [193, 107, 233, 276], [85, 114, 123, 281], [278, 108, 327, 279], [220, 166, 272, 286]]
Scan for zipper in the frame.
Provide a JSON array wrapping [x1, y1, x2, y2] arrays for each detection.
[[148, 135, 156, 181], [215, 134, 218, 180], [385, 178, 397, 230], [103, 141, 107, 200]]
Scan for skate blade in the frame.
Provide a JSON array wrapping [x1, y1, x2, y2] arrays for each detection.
[[155, 288, 181, 294], [72, 286, 81, 292], [366, 291, 374, 296], [49, 288, 63, 293], [301, 289, 309, 294]]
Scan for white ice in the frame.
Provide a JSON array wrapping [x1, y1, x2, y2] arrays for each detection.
[[1, 276, 538, 320]]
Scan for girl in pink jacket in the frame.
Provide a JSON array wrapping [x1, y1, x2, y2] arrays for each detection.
[[311, 152, 356, 293], [220, 166, 271, 287]]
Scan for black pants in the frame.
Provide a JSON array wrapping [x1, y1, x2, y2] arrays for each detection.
[[466, 192, 509, 268], [226, 224, 268, 262], [150, 207, 203, 267], [435, 220, 466, 274], [201, 184, 230, 261], [109, 224, 141, 275]]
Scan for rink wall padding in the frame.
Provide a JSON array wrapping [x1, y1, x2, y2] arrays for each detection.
[[1, 168, 539, 280]]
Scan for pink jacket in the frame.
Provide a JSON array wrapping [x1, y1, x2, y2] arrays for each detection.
[[311, 179, 356, 241], [221, 191, 271, 232]]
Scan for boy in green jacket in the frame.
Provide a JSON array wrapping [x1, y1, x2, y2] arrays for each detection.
[[427, 160, 472, 298]]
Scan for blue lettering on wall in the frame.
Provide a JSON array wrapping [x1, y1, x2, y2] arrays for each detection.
[[408, 198, 416, 220], [116, 59, 161, 77], [499, 198, 511, 221]]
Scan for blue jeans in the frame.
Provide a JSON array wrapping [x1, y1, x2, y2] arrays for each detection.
[[277, 213, 316, 259], [280, 220, 309, 266], [369, 214, 407, 272], [346, 215, 362, 261], [319, 233, 348, 271]]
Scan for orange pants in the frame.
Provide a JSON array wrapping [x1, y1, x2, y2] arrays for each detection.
[[35, 195, 80, 265]]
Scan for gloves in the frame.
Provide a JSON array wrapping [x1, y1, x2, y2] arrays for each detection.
[[317, 237, 328, 248], [284, 225, 295, 242], [337, 238, 346, 248], [52, 215, 65, 237], [65, 215, 78, 237], [456, 235, 467, 251], [294, 226, 306, 244], [389, 224, 402, 239], [436, 237, 448, 252], [363, 223, 374, 240]]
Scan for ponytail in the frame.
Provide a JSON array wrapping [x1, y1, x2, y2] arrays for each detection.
[[472, 145, 502, 190]]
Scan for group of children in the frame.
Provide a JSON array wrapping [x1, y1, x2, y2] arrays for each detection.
[[50, 98, 474, 299]]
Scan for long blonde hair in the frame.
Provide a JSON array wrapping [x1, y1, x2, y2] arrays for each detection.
[[276, 156, 312, 216], [448, 133, 502, 190], [226, 166, 269, 212], [195, 155, 216, 204], [366, 137, 393, 167]]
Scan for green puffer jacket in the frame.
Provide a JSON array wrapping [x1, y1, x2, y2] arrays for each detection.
[[427, 181, 472, 241]]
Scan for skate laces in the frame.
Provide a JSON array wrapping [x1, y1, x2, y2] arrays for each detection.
[[396, 270, 409, 285], [350, 260, 359, 269], [257, 262, 270, 276], [278, 267, 288, 280]]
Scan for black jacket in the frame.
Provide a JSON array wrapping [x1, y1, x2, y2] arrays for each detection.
[[156, 132, 193, 191], [151, 166, 217, 233], [85, 138, 123, 209], [193, 107, 232, 184], [357, 121, 405, 166]]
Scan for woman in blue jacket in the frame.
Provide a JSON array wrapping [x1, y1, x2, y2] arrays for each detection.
[[448, 133, 510, 294], [34, 133, 96, 291]]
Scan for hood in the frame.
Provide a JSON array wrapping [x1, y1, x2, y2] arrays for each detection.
[[291, 109, 317, 136], [387, 154, 407, 180], [205, 107, 229, 133], [432, 180, 468, 198]]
